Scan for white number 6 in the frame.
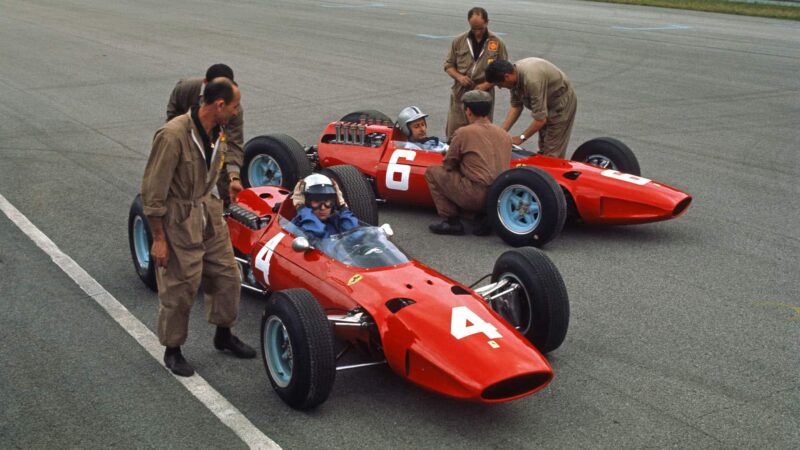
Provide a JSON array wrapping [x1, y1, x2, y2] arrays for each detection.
[[385, 149, 416, 191], [601, 169, 651, 186]]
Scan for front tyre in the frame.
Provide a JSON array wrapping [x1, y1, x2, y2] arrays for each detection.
[[261, 289, 336, 410], [491, 248, 569, 353], [242, 134, 311, 189], [321, 165, 378, 226], [127, 194, 157, 291], [487, 167, 566, 248], [571, 137, 640, 176]]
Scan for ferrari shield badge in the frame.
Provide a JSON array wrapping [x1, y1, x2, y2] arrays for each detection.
[[347, 274, 363, 286], [488, 340, 500, 349]]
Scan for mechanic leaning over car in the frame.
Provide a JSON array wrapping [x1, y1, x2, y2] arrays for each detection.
[[167, 63, 244, 205], [425, 90, 512, 236], [444, 7, 508, 142], [397, 106, 448, 152], [486, 58, 577, 158], [291, 174, 359, 239], [142, 78, 256, 377]]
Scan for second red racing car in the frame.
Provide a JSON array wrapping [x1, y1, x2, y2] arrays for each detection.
[[241, 110, 692, 247]]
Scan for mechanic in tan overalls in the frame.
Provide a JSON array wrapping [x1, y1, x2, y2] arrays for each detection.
[[142, 78, 255, 377], [486, 58, 577, 159], [444, 7, 508, 142], [425, 90, 512, 236], [167, 63, 245, 206]]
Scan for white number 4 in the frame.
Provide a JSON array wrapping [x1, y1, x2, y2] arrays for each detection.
[[450, 306, 502, 340]]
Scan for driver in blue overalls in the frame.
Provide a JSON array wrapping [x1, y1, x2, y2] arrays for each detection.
[[291, 174, 359, 239], [396, 106, 448, 152]]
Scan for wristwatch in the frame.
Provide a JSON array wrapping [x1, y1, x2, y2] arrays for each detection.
[[519, 134, 526, 142]]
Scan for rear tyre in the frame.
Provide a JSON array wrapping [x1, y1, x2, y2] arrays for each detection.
[[487, 167, 567, 248], [491, 248, 569, 353], [261, 289, 336, 410], [339, 110, 393, 125], [571, 137, 640, 176], [127, 194, 157, 291], [321, 165, 379, 226], [242, 134, 311, 189]]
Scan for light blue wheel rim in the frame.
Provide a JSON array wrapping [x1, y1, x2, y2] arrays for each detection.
[[249, 154, 283, 186], [497, 184, 542, 235], [133, 216, 150, 270], [264, 316, 293, 388], [584, 154, 616, 170]]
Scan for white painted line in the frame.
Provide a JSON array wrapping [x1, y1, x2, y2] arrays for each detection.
[[417, 32, 507, 39], [613, 24, 691, 31], [320, 2, 384, 8], [0, 193, 280, 450]]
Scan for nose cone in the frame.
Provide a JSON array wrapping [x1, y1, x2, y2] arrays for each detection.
[[379, 284, 553, 402]]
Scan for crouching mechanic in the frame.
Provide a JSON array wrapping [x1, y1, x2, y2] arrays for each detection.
[[291, 174, 359, 239], [397, 106, 448, 152], [142, 78, 256, 377], [424, 90, 512, 235]]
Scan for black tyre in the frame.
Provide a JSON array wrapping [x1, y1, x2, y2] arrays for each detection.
[[321, 165, 378, 226], [339, 110, 393, 125], [487, 167, 567, 248], [242, 134, 311, 189], [127, 194, 157, 291], [261, 289, 336, 410], [571, 137, 640, 176], [490, 247, 569, 353]]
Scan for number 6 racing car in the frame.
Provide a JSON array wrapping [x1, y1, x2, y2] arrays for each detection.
[[241, 110, 692, 248], [128, 170, 569, 410]]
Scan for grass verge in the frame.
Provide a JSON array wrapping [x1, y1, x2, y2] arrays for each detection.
[[587, 0, 800, 20]]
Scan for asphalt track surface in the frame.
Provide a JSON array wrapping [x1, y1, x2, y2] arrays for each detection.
[[1, 0, 798, 448]]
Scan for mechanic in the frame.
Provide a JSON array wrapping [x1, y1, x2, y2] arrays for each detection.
[[142, 78, 256, 377], [425, 90, 512, 236], [167, 63, 245, 205], [444, 7, 508, 142], [397, 106, 448, 152], [291, 173, 359, 239], [486, 58, 577, 158]]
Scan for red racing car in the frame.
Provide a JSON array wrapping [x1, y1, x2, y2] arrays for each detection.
[[128, 177, 569, 410], [241, 110, 692, 247]]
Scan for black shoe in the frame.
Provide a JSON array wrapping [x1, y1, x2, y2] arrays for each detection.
[[214, 327, 256, 359], [429, 219, 465, 235], [164, 347, 195, 377], [472, 214, 492, 236]]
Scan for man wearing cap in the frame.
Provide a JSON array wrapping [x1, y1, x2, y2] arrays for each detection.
[[486, 58, 577, 158], [444, 7, 508, 142], [143, 78, 256, 377], [167, 63, 245, 205], [425, 90, 512, 235]]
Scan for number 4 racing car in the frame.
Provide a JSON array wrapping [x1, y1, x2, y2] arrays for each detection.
[[128, 172, 569, 410], [241, 110, 692, 248]]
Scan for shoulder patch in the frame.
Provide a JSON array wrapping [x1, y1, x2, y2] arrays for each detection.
[[488, 41, 498, 51]]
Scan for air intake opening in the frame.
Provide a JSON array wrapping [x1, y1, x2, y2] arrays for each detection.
[[482, 373, 551, 400], [673, 197, 692, 216]]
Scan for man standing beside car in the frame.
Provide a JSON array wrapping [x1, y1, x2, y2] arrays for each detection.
[[167, 63, 244, 205], [425, 90, 512, 236], [143, 78, 256, 377], [444, 7, 508, 142], [486, 58, 577, 159]]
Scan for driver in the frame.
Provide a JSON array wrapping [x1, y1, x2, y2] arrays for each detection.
[[397, 106, 448, 152], [291, 174, 359, 239]]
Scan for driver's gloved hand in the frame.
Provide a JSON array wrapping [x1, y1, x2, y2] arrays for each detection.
[[291, 180, 306, 209], [332, 180, 348, 209]]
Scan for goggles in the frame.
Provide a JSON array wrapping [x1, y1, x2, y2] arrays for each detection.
[[310, 199, 334, 210]]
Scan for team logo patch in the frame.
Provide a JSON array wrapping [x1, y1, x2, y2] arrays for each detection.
[[488, 41, 498, 51], [347, 274, 364, 286], [487, 58, 494, 65]]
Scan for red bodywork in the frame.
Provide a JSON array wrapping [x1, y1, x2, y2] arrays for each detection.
[[228, 186, 553, 402], [317, 123, 691, 224]]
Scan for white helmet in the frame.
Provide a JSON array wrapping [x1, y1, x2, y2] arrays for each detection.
[[302, 173, 336, 203], [397, 106, 428, 136]]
